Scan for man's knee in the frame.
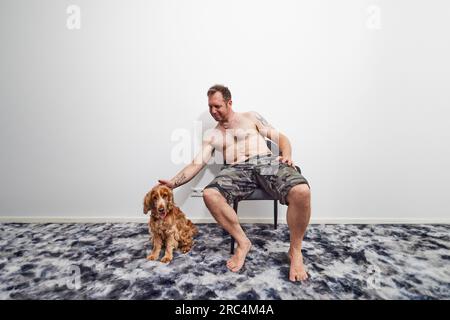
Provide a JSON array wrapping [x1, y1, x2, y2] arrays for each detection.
[[202, 188, 224, 204], [287, 184, 311, 204]]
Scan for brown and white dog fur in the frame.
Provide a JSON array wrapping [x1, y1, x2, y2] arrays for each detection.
[[143, 185, 198, 263]]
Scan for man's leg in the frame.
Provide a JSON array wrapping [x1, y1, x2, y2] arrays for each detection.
[[286, 184, 311, 281], [203, 188, 252, 272]]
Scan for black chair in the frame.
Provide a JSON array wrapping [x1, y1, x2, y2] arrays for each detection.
[[229, 140, 302, 254]]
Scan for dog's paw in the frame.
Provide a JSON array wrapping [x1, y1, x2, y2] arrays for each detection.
[[147, 254, 158, 261], [160, 256, 172, 264]]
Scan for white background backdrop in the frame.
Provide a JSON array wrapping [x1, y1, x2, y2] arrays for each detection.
[[1, 0, 449, 223]]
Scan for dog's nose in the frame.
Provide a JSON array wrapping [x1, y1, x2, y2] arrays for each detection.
[[158, 207, 165, 213]]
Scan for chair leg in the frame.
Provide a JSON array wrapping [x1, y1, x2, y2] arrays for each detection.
[[230, 236, 235, 254], [274, 200, 278, 230], [230, 201, 239, 254]]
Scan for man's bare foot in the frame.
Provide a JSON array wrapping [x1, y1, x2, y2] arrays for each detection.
[[288, 248, 309, 282], [226, 239, 252, 272]]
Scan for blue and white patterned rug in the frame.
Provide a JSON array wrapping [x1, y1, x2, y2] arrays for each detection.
[[0, 223, 448, 300]]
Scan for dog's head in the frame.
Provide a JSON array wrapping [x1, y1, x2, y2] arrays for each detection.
[[143, 185, 174, 220]]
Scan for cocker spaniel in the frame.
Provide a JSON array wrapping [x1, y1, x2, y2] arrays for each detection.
[[143, 185, 198, 263]]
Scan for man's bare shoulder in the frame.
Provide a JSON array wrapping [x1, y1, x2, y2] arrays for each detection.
[[243, 111, 272, 126], [242, 111, 260, 123], [242, 111, 256, 118]]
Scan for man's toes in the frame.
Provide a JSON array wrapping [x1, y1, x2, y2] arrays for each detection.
[[228, 265, 238, 272], [229, 263, 238, 271], [230, 265, 240, 272], [289, 270, 308, 282], [295, 272, 308, 281], [226, 259, 242, 272]]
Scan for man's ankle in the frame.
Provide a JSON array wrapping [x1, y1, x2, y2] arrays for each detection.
[[289, 246, 302, 256], [237, 238, 251, 248]]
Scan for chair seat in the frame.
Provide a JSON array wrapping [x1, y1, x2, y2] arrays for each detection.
[[243, 188, 279, 201]]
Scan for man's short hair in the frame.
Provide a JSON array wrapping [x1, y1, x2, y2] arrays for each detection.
[[207, 84, 232, 102]]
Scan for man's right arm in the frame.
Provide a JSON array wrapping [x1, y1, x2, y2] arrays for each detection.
[[165, 138, 215, 189]]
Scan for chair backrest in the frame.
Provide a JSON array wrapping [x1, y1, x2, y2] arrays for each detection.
[[266, 139, 281, 156]]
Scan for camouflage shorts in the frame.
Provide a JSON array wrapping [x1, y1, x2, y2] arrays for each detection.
[[203, 153, 310, 206]]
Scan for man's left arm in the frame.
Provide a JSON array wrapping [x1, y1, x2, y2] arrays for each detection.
[[247, 111, 294, 166]]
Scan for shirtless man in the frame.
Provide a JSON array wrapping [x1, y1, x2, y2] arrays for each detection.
[[157, 85, 311, 281]]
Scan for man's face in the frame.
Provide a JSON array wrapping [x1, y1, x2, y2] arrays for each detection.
[[208, 92, 231, 122]]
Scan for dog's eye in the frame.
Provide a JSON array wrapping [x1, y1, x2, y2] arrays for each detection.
[[163, 194, 167, 198]]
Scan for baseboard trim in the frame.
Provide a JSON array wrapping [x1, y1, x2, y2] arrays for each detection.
[[0, 216, 449, 224]]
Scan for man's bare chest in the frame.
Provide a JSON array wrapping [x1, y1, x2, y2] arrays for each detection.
[[210, 127, 260, 148]]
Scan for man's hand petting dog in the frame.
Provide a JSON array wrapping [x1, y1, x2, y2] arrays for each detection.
[[154, 179, 174, 189]]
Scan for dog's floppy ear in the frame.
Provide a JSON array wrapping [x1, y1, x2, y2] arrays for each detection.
[[167, 190, 174, 212], [143, 192, 153, 215]]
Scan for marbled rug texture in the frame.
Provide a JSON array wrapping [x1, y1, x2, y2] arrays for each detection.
[[0, 223, 448, 300]]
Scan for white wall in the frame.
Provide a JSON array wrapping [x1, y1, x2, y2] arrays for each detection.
[[1, 0, 449, 223]]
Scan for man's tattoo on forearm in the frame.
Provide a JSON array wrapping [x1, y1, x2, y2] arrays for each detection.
[[173, 173, 186, 187]]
